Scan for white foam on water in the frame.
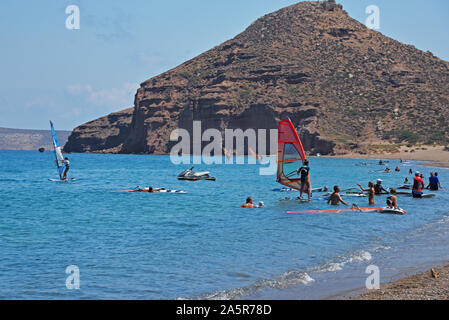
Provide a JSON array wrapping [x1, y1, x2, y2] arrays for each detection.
[[313, 249, 374, 274], [180, 270, 315, 300], [180, 246, 392, 300]]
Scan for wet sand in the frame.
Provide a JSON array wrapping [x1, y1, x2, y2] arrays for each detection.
[[330, 146, 449, 169], [348, 265, 449, 300]]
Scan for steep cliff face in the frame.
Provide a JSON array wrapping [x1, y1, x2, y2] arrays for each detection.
[[64, 0, 449, 155], [64, 108, 133, 153]]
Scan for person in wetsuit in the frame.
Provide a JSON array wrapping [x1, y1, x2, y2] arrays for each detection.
[[297, 160, 311, 200], [374, 179, 388, 195], [62, 157, 70, 180]]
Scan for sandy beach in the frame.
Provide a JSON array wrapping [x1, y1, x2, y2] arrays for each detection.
[[348, 264, 449, 300], [330, 146, 449, 169]]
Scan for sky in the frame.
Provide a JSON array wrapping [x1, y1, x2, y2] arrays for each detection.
[[0, 0, 448, 130]]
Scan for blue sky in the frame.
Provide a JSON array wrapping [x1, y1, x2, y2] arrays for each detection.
[[1, 0, 448, 130]]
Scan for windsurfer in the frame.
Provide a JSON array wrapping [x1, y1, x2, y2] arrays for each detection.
[[297, 160, 311, 200], [62, 157, 70, 179]]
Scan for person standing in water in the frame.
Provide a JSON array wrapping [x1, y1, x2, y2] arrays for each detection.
[[357, 182, 375, 205], [297, 160, 311, 200], [62, 157, 70, 180], [412, 172, 425, 198], [327, 186, 349, 206], [427, 172, 441, 191], [374, 179, 388, 195], [435, 172, 442, 189]]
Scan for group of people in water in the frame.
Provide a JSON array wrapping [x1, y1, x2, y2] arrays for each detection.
[[405, 170, 441, 192], [327, 184, 399, 209], [242, 159, 443, 210]]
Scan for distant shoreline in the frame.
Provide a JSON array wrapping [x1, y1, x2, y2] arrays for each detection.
[[325, 146, 449, 169], [4, 145, 448, 169]]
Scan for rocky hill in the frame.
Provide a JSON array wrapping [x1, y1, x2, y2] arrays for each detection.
[[0, 127, 70, 151], [64, 0, 449, 155]]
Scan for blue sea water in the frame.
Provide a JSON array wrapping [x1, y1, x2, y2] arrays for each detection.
[[0, 150, 448, 299]]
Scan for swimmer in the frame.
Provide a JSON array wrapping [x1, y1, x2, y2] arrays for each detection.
[[327, 186, 349, 206], [241, 197, 255, 208]]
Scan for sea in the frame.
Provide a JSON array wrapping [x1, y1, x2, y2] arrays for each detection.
[[0, 150, 448, 299]]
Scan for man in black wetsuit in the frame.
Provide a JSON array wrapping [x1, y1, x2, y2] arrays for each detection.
[[374, 179, 388, 195], [297, 160, 311, 200], [62, 157, 70, 180]]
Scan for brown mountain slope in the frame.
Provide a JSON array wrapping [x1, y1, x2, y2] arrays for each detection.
[[64, 0, 449, 155]]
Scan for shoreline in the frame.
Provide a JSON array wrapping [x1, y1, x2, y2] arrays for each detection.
[[324, 146, 449, 169], [346, 264, 449, 300]]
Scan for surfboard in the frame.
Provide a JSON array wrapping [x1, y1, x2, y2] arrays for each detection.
[[279, 197, 328, 202], [287, 207, 406, 215], [111, 187, 187, 193], [272, 186, 326, 193], [396, 192, 436, 198], [379, 208, 407, 215], [323, 192, 367, 197], [48, 178, 76, 182]]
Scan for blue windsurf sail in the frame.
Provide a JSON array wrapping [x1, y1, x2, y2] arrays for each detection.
[[50, 121, 66, 180]]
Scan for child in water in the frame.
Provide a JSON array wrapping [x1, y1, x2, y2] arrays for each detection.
[[387, 188, 399, 209]]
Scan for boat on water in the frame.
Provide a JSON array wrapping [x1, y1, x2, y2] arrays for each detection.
[[177, 167, 216, 181]]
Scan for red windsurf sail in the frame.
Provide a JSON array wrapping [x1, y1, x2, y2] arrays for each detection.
[[277, 119, 309, 192]]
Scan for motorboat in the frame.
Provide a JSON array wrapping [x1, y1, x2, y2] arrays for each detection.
[[177, 167, 216, 181]]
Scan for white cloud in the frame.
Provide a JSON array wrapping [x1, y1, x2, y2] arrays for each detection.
[[67, 82, 139, 107], [66, 84, 93, 94]]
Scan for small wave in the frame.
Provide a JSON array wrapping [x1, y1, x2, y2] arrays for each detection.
[[184, 248, 385, 300], [436, 215, 449, 224], [182, 270, 315, 300], [313, 250, 373, 274]]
